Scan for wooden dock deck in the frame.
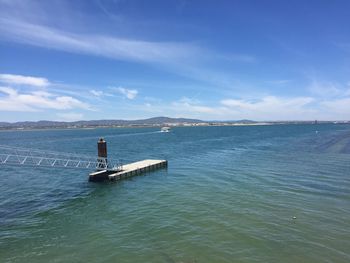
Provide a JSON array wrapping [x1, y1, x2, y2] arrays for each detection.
[[89, 159, 167, 182]]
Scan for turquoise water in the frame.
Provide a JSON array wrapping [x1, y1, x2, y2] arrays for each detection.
[[0, 124, 350, 262]]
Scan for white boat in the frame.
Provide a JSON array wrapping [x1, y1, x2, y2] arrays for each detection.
[[160, 127, 171, 132]]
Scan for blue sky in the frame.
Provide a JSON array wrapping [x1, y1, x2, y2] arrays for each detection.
[[0, 0, 350, 121]]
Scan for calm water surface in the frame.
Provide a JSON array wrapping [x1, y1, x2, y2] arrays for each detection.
[[0, 124, 350, 262]]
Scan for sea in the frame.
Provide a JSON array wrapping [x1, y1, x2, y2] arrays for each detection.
[[0, 124, 349, 263]]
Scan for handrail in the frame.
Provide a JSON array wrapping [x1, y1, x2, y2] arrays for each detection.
[[0, 146, 122, 171]]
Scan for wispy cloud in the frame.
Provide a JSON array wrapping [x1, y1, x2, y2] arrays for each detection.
[[0, 73, 50, 87], [168, 96, 315, 121], [113, 87, 138, 100], [90, 89, 104, 97], [308, 80, 343, 98], [172, 97, 218, 114], [0, 14, 256, 89], [0, 17, 200, 64], [0, 86, 91, 112]]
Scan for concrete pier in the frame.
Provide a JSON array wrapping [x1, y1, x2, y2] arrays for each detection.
[[89, 159, 167, 182]]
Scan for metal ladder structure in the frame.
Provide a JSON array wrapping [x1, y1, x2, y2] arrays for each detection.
[[0, 145, 122, 171]]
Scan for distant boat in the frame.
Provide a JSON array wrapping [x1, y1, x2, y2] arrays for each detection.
[[160, 127, 171, 132]]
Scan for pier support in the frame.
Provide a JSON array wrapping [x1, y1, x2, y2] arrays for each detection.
[[97, 138, 108, 170]]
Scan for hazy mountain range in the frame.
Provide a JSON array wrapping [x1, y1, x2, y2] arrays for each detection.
[[0, 117, 341, 130], [0, 117, 208, 129]]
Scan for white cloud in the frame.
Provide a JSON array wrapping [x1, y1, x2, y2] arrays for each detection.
[[308, 80, 342, 98], [0, 73, 50, 87], [89, 89, 114, 98], [178, 97, 200, 104], [90, 89, 104, 97], [221, 96, 315, 120], [320, 98, 350, 119], [0, 86, 91, 112], [172, 97, 218, 114], [140, 96, 318, 121], [114, 87, 138, 100], [221, 96, 314, 110]]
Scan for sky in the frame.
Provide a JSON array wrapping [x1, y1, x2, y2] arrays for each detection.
[[0, 0, 350, 122]]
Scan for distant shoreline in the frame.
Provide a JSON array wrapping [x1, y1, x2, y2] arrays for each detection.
[[0, 121, 349, 131]]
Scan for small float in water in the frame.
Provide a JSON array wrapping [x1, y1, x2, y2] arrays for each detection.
[[160, 127, 171, 132]]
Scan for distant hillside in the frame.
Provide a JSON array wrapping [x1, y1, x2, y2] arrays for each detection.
[[0, 117, 340, 130], [218, 119, 258, 124], [0, 117, 204, 130], [131, 117, 203, 125]]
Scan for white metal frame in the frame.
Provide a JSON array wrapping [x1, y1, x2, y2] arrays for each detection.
[[0, 145, 122, 171]]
